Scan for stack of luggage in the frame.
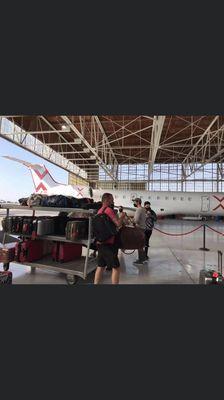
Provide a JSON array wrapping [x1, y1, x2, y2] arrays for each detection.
[[0, 195, 102, 272], [19, 194, 102, 210]]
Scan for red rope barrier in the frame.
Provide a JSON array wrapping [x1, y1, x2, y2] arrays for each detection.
[[205, 225, 224, 236], [154, 225, 203, 236]]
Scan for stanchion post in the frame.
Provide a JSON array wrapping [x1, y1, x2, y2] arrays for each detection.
[[199, 224, 210, 251]]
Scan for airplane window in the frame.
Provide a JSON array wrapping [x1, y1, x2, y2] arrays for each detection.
[[123, 195, 126, 199], [148, 196, 151, 200], [157, 196, 160, 200], [165, 196, 169, 200], [180, 197, 184, 201], [188, 197, 192, 201], [173, 197, 176, 200]]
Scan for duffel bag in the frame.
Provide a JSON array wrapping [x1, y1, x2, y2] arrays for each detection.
[[83, 201, 102, 210], [117, 226, 145, 250], [27, 193, 45, 207], [44, 195, 69, 208], [18, 197, 29, 206]]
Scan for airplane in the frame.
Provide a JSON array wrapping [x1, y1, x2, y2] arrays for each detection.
[[2, 155, 224, 217]]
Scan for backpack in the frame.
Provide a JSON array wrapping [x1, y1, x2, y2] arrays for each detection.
[[92, 208, 117, 243]]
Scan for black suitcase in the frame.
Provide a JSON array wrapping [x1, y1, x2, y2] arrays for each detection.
[[66, 219, 89, 241], [54, 215, 69, 235], [199, 251, 224, 285], [14, 217, 25, 234], [2, 217, 14, 233]]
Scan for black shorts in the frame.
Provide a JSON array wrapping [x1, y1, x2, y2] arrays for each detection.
[[97, 244, 120, 269]]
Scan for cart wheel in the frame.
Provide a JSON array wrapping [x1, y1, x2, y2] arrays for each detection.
[[3, 263, 9, 271], [66, 274, 78, 285]]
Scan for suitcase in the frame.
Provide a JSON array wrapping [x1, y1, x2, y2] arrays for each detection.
[[66, 219, 89, 241], [36, 218, 55, 236], [199, 251, 224, 285], [2, 217, 14, 233], [0, 271, 12, 285], [52, 242, 82, 263], [0, 246, 15, 263], [52, 242, 59, 261], [15, 216, 25, 234], [14, 241, 22, 262], [22, 217, 34, 235], [19, 240, 44, 263], [54, 215, 69, 235]]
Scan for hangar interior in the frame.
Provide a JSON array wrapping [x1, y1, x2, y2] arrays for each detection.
[[1, 115, 224, 192], [0, 115, 224, 284]]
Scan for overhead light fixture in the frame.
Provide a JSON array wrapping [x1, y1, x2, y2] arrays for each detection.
[[62, 125, 67, 130]]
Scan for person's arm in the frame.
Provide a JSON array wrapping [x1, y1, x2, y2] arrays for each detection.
[[105, 207, 125, 228], [152, 210, 157, 222], [133, 208, 141, 227]]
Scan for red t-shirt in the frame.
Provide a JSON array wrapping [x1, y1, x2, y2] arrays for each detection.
[[97, 206, 117, 244]]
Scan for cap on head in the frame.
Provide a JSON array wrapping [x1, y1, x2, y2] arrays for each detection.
[[144, 201, 151, 206], [133, 197, 142, 204]]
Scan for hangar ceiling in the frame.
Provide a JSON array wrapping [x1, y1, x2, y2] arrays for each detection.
[[1, 115, 224, 182]]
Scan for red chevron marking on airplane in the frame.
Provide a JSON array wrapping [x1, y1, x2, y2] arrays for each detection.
[[77, 187, 85, 197], [36, 182, 47, 192], [34, 168, 49, 180], [212, 195, 224, 211]]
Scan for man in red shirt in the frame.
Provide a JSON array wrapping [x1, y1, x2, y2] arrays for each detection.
[[94, 193, 126, 284]]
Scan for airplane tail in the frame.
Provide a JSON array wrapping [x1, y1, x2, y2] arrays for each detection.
[[3, 156, 58, 194]]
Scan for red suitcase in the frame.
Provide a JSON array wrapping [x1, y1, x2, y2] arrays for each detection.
[[58, 243, 82, 263], [52, 242, 82, 263], [0, 246, 15, 263], [0, 271, 12, 285], [19, 240, 44, 263], [14, 242, 22, 262], [52, 242, 59, 262]]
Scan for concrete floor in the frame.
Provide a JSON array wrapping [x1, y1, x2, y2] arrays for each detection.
[[1, 218, 223, 284]]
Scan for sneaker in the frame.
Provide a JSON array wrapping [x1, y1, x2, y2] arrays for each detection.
[[133, 260, 144, 265], [145, 256, 149, 260]]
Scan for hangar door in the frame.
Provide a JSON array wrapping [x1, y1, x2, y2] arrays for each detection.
[[201, 196, 210, 212]]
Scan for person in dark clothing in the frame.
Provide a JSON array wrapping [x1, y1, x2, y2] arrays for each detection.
[[94, 193, 126, 284], [144, 201, 157, 260]]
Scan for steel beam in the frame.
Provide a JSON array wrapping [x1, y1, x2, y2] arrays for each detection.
[[148, 116, 166, 177], [61, 116, 117, 182]]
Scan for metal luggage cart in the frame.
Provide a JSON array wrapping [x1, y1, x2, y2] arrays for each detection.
[[0, 203, 97, 284]]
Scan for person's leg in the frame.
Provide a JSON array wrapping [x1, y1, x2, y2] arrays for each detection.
[[112, 267, 120, 284], [145, 230, 152, 258], [134, 248, 145, 264], [110, 245, 120, 284], [94, 246, 106, 284], [94, 267, 105, 284], [139, 248, 146, 262]]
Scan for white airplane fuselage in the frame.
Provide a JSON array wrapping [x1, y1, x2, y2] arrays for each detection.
[[3, 156, 224, 217], [105, 189, 224, 217]]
